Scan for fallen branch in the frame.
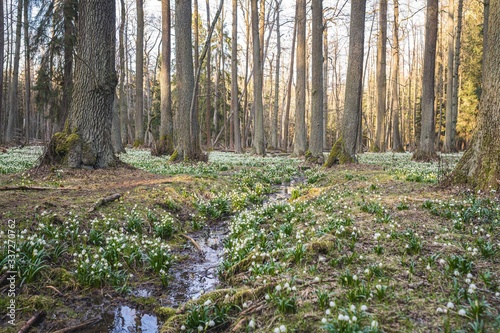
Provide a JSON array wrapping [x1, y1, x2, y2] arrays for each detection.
[[51, 317, 101, 333], [17, 311, 46, 333], [89, 193, 121, 212], [0, 186, 65, 191], [180, 234, 203, 253]]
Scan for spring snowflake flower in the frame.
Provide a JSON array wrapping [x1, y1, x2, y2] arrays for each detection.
[[181, 325, 186, 330], [197, 325, 203, 332], [361, 305, 368, 311], [279, 325, 287, 332], [350, 304, 356, 312], [371, 320, 379, 328], [329, 301, 336, 307], [458, 309, 467, 316], [325, 309, 331, 315], [321, 318, 327, 324], [248, 319, 256, 329], [208, 320, 215, 327], [274, 328, 280, 333], [351, 316, 357, 322], [447, 302, 454, 309]]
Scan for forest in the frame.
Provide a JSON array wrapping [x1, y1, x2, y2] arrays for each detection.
[[0, 0, 499, 332]]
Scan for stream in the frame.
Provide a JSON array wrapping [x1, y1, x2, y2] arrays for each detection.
[[81, 179, 300, 332]]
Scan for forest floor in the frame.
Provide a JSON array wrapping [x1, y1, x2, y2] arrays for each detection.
[[0, 147, 499, 333]]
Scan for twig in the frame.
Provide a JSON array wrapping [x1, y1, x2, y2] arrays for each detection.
[[46, 285, 63, 296], [17, 311, 46, 333], [50, 317, 101, 333], [180, 234, 203, 253]]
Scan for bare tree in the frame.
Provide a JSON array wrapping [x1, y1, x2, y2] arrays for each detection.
[[5, 0, 22, 142], [271, 0, 281, 149], [205, 0, 212, 148], [414, 0, 438, 161], [308, 0, 323, 162], [251, 0, 265, 155], [293, 0, 306, 156], [0, 0, 3, 141], [325, 0, 366, 166], [232, 0, 242, 153], [134, 0, 144, 146], [156, 0, 174, 155], [282, 3, 297, 151], [391, 0, 403, 152], [374, 0, 388, 152]]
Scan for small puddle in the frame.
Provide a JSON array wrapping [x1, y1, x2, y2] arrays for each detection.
[[110, 306, 159, 333]]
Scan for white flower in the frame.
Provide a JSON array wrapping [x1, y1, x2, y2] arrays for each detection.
[[274, 328, 280, 333], [243, 302, 248, 308], [467, 273, 473, 279], [436, 307, 445, 314], [248, 319, 256, 329], [321, 318, 327, 324], [350, 304, 356, 312], [280, 325, 287, 333], [314, 276, 320, 282], [329, 301, 336, 307], [197, 325, 203, 332], [208, 320, 215, 327], [371, 320, 379, 328], [265, 294, 270, 300], [351, 315, 357, 322], [447, 302, 454, 309], [275, 284, 282, 291], [361, 305, 368, 311], [181, 325, 186, 330], [325, 309, 331, 315], [458, 309, 467, 316]]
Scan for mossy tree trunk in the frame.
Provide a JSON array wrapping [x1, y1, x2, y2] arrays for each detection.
[[325, 0, 366, 167], [41, 0, 118, 168], [450, 0, 500, 190]]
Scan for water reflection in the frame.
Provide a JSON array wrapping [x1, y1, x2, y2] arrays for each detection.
[[110, 306, 158, 333]]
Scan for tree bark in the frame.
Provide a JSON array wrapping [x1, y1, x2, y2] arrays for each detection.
[[135, 0, 144, 146], [251, 0, 265, 155], [323, 19, 329, 150], [205, 0, 212, 148], [41, 0, 118, 168], [451, 0, 500, 190], [391, 0, 404, 152], [157, 0, 174, 155], [444, 0, 455, 152], [414, 0, 438, 161], [23, 0, 30, 143], [325, 0, 366, 166], [5, 0, 22, 142], [173, 0, 204, 161], [282, 3, 297, 151], [231, 0, 242, 153], [450, 0, 463, 151], [293, 0, 306, 156], [119, 0, 128, 145], [0, 0, 3, 141], [309, 0, 323, 162], [271, 0, 280, 150], [374, 0, 388, 152]]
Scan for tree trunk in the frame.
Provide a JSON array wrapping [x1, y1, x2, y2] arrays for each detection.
[[119, 0, 128, 145], [309, 0, 323, 162], [23, 0, 30, 143], [194, 0, 200, 146], [231, 0, 242, 153], [271, 0, 280, 149], [251, 0, 265, 155], [374, 0, 387, 152], [414, 0, 438, 161], [135, 0, 144, 146], [391, 0, 404, 152], [0, 0, 3, 141], [323, 19, 329, 150], [157, 0, 174, 155], [205, 0, 212, 148], [41, 0, 117, 168], [444, 0, 455, 152], [450, 0, 500, 190], [325, 0, 366, 166], [450, 0, 463, 152], [6, 0, 22, 142], [282, 3, 297, 152], [173, 0, 204, 161], [293, 0, 306, 156]]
